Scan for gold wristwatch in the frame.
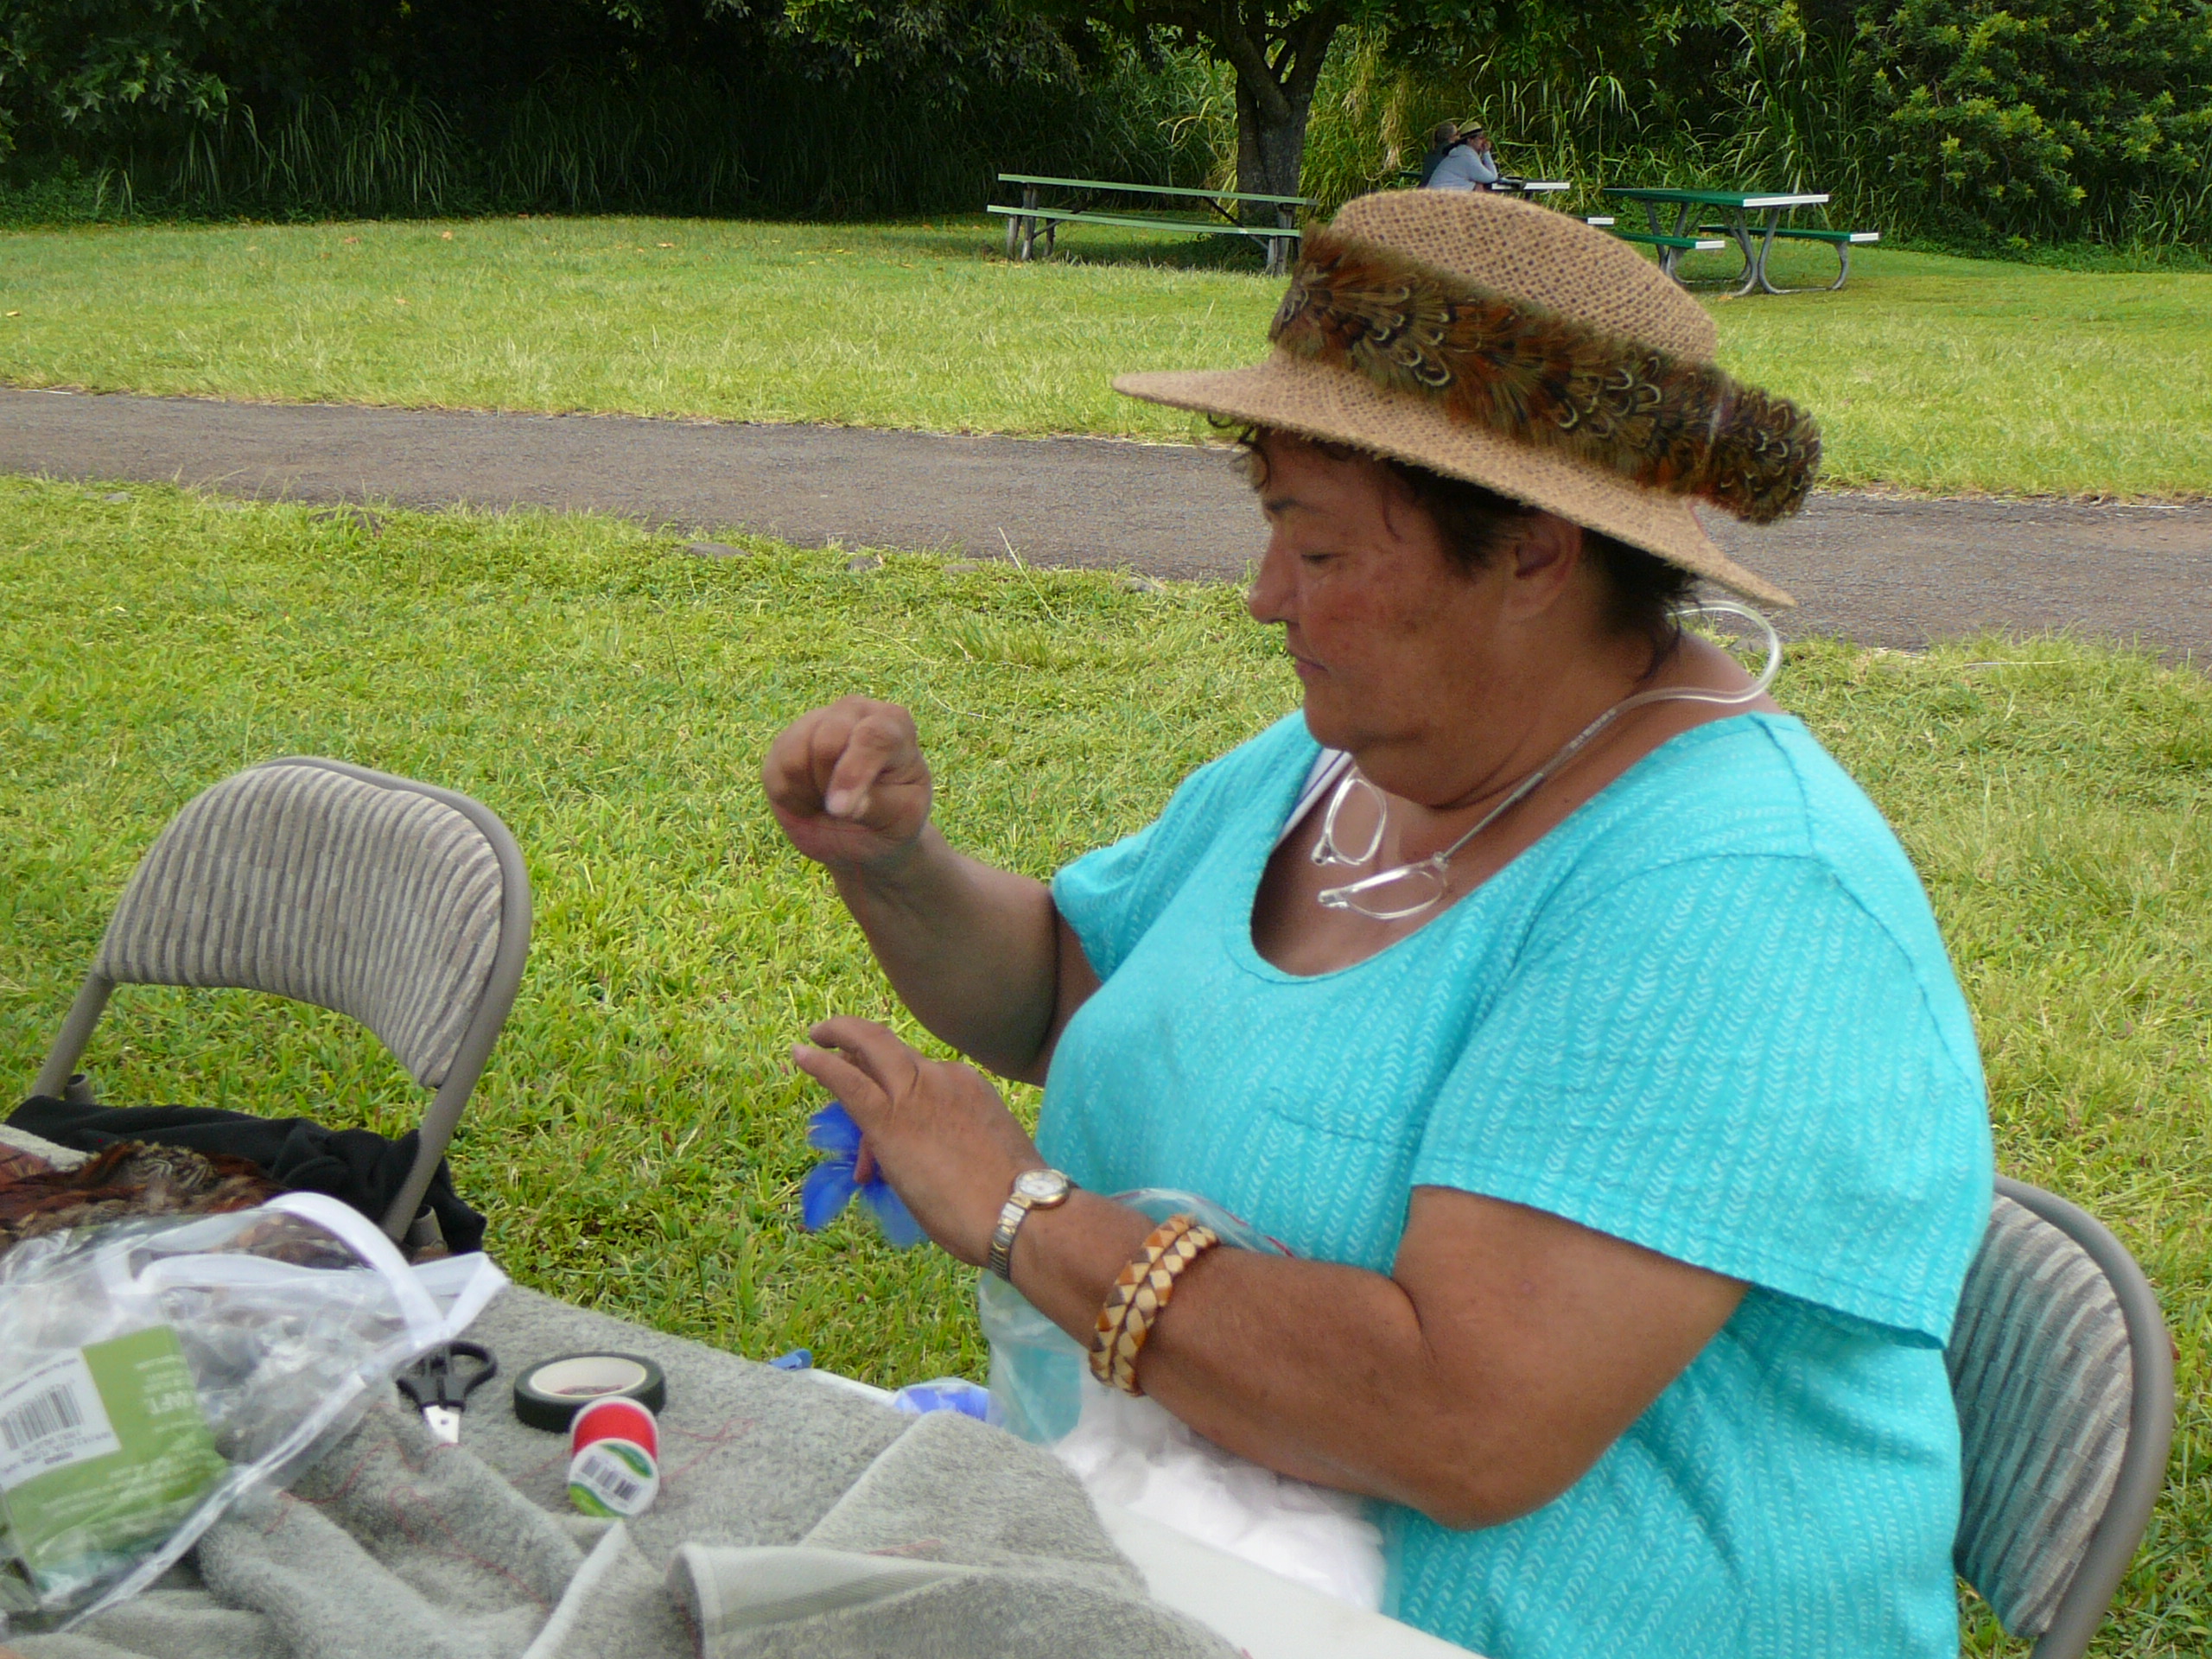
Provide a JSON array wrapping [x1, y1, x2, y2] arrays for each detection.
[[986, 1167, 1073, 1281]]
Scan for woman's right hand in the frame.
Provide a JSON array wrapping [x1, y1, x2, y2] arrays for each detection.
[[762, 696, 934, 871]]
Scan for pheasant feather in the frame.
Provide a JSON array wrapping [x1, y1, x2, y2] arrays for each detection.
[[1269, 229, 1821, 524]]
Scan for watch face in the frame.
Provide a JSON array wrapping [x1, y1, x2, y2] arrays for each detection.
[[1014, 1168, 1071, 1204]]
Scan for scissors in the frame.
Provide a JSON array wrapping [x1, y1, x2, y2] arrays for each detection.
[[397, 1342, 499, 1446]]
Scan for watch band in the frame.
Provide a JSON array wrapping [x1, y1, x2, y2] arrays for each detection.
[[985, 1195, 1031, 1282]]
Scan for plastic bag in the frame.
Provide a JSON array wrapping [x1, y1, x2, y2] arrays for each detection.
[[0, 1192, 505, 1629], [981, 1188, 1285, 1443], [887, 1377, 992, 1420], [978, 1190, 1385, 1609]]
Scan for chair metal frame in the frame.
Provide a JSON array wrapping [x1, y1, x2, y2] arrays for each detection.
[[33, 757, 531, 1243], [1980, 1176, 2177, 1659]]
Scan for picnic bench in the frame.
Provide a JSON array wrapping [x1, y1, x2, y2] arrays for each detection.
[[988, 174, 1315, 274], [1602, 187, 1879, 294]]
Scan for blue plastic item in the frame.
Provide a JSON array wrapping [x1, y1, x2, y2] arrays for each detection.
[[800, 1103, 925, 1248], [766, 1348, 814, 1371], [888, 1378, 992, 1421]]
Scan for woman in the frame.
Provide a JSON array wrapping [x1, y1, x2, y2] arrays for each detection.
[[1422, 123, 1501, 192], [768, 191, 1993, 1657]]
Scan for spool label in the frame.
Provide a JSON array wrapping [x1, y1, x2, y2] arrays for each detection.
[[568, 1440, 658, 1517], [570, 1395, 658, 1459]]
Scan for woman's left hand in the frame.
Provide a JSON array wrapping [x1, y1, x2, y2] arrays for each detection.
[[791, 1017, 1044, 1266]]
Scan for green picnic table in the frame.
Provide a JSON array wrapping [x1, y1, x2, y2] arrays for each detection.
[[1602, 187, 1879, 294], [988, 174, 1315, 275]]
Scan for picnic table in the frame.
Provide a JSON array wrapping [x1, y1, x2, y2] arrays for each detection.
[[988, 174, 1315, 274], [1389, 169, 1574, 203], [1602, 187, 1879, 294]]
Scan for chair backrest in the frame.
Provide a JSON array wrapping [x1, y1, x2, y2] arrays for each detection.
[[36, 758, 531, 1242], [1948, 1177, 2175, 1658], [93, 760, 512, 1090]]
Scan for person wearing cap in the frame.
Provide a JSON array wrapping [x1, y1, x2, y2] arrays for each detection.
[[1417, 121, 1464, 187], [772, 191, 1993, 1658]]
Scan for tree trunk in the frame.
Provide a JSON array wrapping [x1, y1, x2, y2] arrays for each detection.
[[1234, 76, 1314, 202], [1209, 4, 1340, 224]]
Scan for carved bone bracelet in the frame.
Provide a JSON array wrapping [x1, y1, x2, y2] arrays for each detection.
[[1089, 1214, 1223, 1396]]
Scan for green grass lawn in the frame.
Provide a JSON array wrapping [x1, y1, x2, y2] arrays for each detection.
[[2, 215, 2209, 499], [2, 478, 2209, 1652]]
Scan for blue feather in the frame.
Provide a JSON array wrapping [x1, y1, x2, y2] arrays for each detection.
[[801, 1160, 858, 1233], [799, 1101, 924, 1249], [806, 1103, 864, 1155], [861, 1181, 926, 1249]]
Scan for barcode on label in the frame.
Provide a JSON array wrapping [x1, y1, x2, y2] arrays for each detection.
[[2, 1384, 86, 1452], [0, 1350, 124, 1491], [569, 1443, 657, 1516]]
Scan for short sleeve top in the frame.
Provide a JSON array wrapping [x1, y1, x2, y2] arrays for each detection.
[[1426, 143, 1502, 189], [1041, 710, 1994, 1659]]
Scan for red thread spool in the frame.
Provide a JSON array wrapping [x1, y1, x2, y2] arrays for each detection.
[[570, 1394, 658, 1460]]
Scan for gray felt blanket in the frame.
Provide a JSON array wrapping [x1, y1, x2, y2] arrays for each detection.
[[10, 1287, 1235, 1659]]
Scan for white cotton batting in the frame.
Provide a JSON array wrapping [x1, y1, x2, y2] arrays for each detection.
[[1051, 1382, 1387, 1611]]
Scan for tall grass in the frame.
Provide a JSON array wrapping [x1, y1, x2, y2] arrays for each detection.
[[1297, 36, 1651, 213], [29, 47, 1222, 223], [175, 97, 470, 220]]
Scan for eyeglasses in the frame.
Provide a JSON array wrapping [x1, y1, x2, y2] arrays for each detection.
[[1311, 601, 1783, 921]]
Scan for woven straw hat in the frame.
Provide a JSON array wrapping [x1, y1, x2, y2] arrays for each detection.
[[1116, 190, 1809, 608]]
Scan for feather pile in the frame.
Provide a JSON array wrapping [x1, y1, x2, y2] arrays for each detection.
[[1269, 229, 1821, 524], [0, 1140, 282, 1255]]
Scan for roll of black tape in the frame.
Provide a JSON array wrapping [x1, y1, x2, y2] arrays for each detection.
[[513, 1352, 669, 1433]]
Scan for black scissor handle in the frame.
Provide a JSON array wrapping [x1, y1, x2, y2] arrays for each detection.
[[397, 1341, 499, 1411]]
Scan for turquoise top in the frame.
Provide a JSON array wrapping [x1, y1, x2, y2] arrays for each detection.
[[1041, 711, 1993, 1659]]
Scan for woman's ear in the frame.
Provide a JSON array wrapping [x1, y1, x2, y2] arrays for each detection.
[[1498, 513, 1586, 619]]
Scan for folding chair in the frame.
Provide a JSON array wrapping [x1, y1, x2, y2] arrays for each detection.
[[1949, 1176, 2177, 1658], [31, 757, 531, 1245]]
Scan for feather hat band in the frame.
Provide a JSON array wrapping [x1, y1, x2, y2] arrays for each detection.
[[1116, 190, 1810, 607], [1271, 228, 1819, 525]]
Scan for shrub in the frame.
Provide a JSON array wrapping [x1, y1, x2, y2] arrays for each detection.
[[1866, 0, 2212, 245], [0, 0, 240, 160]]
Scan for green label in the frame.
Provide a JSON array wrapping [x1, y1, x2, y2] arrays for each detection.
[[0, 1326, 226, 1598], [568, 1440, 658, 1517]]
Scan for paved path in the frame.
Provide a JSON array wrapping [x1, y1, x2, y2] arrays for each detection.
[[8, 387, 2210, 658]]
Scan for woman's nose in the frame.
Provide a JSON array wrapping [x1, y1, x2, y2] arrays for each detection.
[[1247, 535, 1295, 624]]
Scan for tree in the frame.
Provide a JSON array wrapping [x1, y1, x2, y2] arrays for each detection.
[[779, 0, 1481, 206], [1130, 0, 1351, 200], [0, 0, 250, 158], [956, 0, 1716, 212]]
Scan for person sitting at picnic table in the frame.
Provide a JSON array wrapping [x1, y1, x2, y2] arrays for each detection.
[[1421, 121, 1500, 190], [768, 190, 1993, 1659]]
